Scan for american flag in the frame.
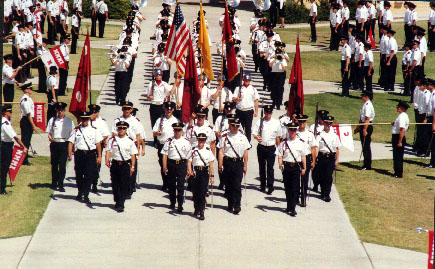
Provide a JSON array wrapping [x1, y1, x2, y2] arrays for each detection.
[[164, 4, 190, 76]]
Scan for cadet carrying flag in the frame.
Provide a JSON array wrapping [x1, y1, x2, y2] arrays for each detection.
[[222, 3, 238, 82], [165, 4, 189, 76], [198, 2, 214, 80], [182, 34, 201, 123], [287, 37, 304, 115]]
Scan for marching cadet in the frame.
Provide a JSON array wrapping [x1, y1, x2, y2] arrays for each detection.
[[315, 116, 341, 202], [418, 79, 431, 157], [68, 111, 103, 204], [295, 114, 317, 207], [309, 109, 329, 136], [384, 29, 398, 92], [198, 77, 213, 110], [341, 1, 350, 38], [2, 54, 22, 102], [340, 36, 351, 97], [404, 2, 411, 44], [1, 105, 28, 195], [379, 26, 389, 88], [168, 72, 183, 121], [20, 83, 37, 166], [423, 79, 435, 167], [46, 66, 59, 121], [145, 69, 171, 147], [185, 106, 216, 153], [258, 30, 274, 90], [276, 122, 306, 216], [89, 104, 110, 193], [218, 118, 250, 215], [46, 102, 75, 191], [210, 74, 232, 123], [252, 104, 281, 193], [409, 40, 422, 99], [14, 24, 27, 83], [187, 133, 215, 220], [111, 45, 131, 105], [269, 41, 289, 110], [161, 122, 191, 212], [154, 43, 171, 83], [330, 4, 342, 51], [363, 42, 374, 97], [58, 34, 70, 96], [36, 39, 48, 93], [355, 1, 367, 39], [105, 121, 137, 212], [416, 30, 427, 73], [391, 101, 410, 178], [233, 73, 259, 143], [309, 0, 317, 43], [278, 101, 295, 138], [354, 91, 375, 170], [70, 8, 80, 54], [428, 79, 435, 167], [153, 101, 180, 191], [96, 0, 109, 38], [401, 42, 413, 96]]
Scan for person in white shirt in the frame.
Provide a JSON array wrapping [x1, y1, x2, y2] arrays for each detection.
[[401, 42, 413, 96], [168, 72, 184, 122], [355, 1, 366, 38], [416, 31, 427, 73], [391, 101, 410, 178], [19, 83, 38, 165], [269, 41, 289, 110], [96, 0, 108, 38], [46, 0, 58, 45], [330, 3, 342, 51], [309, 0, 317, 42], [403, 2, 411, 43], [363, 43, 374, 96], [365, 0, 376, 40], [252, 105, 281, 193], [409, 40, 422, 99], [340, 36, 352, 96], [429, 2, 435, 52], [353, 91, 375, 170], [377, 0, 384, 37], [154, 43, 172, 83], [210, 74, 233, 123], [70, 8, 80, 54], [382, 1, 393, 28], [111, 46, 131, 105], [354, 34, 365, 91], [2, 54, 22, 102], [341, 1, 350, 38], [385, 28, 398, 92], [58, 34, 70, 96]]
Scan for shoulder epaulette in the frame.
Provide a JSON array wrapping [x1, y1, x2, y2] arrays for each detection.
[[206, 146, 210, 150], [75, 126, 80, 130], [279, 115, 285, 119], [129, 137, 134, 141], [102, 118, 106, 121]]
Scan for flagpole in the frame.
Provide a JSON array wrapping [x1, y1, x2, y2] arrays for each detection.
[[88, 33, 92, 106]]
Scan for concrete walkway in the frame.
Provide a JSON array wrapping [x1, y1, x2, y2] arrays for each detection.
[[5, 2, 427, 269]]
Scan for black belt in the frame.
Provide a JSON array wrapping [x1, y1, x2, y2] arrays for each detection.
[[0, 141, 14, 145], [283, 161, 300, 167], [168, 159, 186, 165], [224, 156, 243, 162], [77, 149, 97, 153], [258, 144, 276, 148], [112, 160, 131, 166], [194, 166, 208, 171], [320, 152, 336, 158]]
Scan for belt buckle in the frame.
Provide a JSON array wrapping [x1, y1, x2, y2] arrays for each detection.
[[198, 166, 203, 171], [156, 102, 161, 106], [117, 161, 123, 166], [233, 158, 237, 162], [290, 163, 295, 167], [175, 160, 180, 165]]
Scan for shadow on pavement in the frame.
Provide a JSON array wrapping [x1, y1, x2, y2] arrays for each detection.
[[255, 205, 285, 213]]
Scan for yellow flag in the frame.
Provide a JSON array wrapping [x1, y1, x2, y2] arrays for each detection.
[[198, 3, 214, 80]]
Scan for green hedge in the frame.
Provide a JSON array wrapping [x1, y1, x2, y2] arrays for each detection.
[[67, 0, 131, 20]]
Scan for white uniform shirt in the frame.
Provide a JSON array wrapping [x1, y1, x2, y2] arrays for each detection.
[[364, 50, 374, 67], [386, 37, 398, 57], [217, 131, 250, 158], [68, 125, 103, 150], [419, 89, 430, 114], [114, 57, 130, 72], [20, 94, 34, 117], [233, 85, 259, 111], [252, 118, 281, 146], [341, 44, 351, 60], [47, 74, 58, 90], [382, 9, 393, 25], [169, 83, 184, 105], [316, 130, 341, 153], [309, 3, 317, 16], [152, 115, 180, 144], [73, 0, 82, 12], [161, 136, 191, 160], [296, 129, 318, 156], [106, 136, 138, 161], [418, 37, 427, 57], [413, 86, 421, 109], [213, 115, 244, 135], [46, 116, 75, 142], [185, 124, 216, 148], [1, 117, 17, 143], [342, 7, 350, 20], [426, 91, 435, 116], [402, 50, 412, 65], [404, 8, 411, 24], [270, 58, 287, 73], [276, 138, 306, 162], [354, 41, 364, 61], [96, 1, 108, 14], [112, 116, 141, 139], [2, 64, 15, 84], [154, 54, 170, 71], [411, 48, 421, 65], [367, 4, 376, 19], [380, 35, 389, 55], [212, 87, 232, 110], [71, 14, 79, 28], [309, 123, 324, 136], [60, 43, 69, 62], [145, 81, 171, 105], [188, 146, 215, 167], [391, 112, 409, 134], [360, 100, 375, 122], [90, 117, 110, 138], [409, 10, 418, 25], [198, 86, 212, 106], [430, 9, 435, 25]]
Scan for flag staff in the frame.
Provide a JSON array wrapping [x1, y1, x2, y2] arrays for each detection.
[[87, 31, 93, 106]]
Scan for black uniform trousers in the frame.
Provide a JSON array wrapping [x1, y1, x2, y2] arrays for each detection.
[[128, 57, 136, 90], [50, 142, 69, 187], [392, 134, 405, 177], [414, 109, 423, 152], [384, 55, 397, 91], [252, 43, 259, 72], [162, 69, 170, 83], [91, 11, 97, 37], [299, 155, 312, 204], [356, 22, 365, 40], [71, 27, 79, 54], [98, 13, 106, 38], [317, 153, 335, 197], [402, 65, 411, 96], [167, 159, 188, 207], [364, 66, 374, 97], [37, 59, 47, 93], [430, 26, 435, 52], [330, 28, 341, 51], [341, 60, 350, 97], [257, 144, 276, 188], [0, 142, 14, 192], [420, 114, 431, 154], [3, 83, 15, 103], [429, 130, 435, 166], [192, 167, 209, 212], [270, 71, 286, 108], [114, 71, 129, 104], [110, 160, 130, 208], [235, 109, 254, 143], [216, 146, 226, 189], [157, 143, 168, 188], [359, 125, 373, 169], [74, 149, 98, 198], [350, 55, 357, 88], [378, 54, 385, 87], [223, 157, 244, 209], [129, 155, 138, 195], [282, 164, 300, 211], [47, 17, 56, 44], [269, 0, 278, 27], [309, 17, 316, 42], [425, 116, 434, 156], [92, 143, 104, 189], [20, 117, 33, 164], [58, 64, 68, 96], [150, 104, 164, 145], [40, 14, 46, 33], [404, 24, 412, 44], [47, 90, 58, 123], [212, 108, 222, 124], [356, 63, 364, 91]]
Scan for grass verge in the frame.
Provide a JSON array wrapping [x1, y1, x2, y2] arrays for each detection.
[[0, 156, 53, 238], [336, 158, 434, 253]]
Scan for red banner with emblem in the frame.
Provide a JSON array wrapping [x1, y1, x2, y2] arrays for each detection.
[[428, 230, 434, 269], [40, 45, 68, 70], [8, 146, 27, 182], [34, 102, 46, 132]]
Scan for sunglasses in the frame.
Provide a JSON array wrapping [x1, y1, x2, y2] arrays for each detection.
[[122, 107, 132, 111], [117, 127, 128, 130], [174, 129, 182, 132]]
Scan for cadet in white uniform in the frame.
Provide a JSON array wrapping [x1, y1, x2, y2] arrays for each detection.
[[168, 72, 184, 121], [276, 122, 306, 217], [354, 91, 375, 170], [187, 133, 215, 220], [385, 29, 398, 92], [68, 111, 103, 204], [96, 0, 108, 38], [252, 105, 281, 193], [46, 102, 75, 191], [19, 83, 37, 165], [218, 118, 250, 215], [391, 101, 410, 178], [340, 36, 352, 96], [161, 122, 192, 212], [2, 54, 22, 102], [105, 121, 138, 212], [363, 42, 374, 96], [58, 34, 70, 96], [210, 74, 233, 123], [185, 106, 216, 152], [46, 66, 59, 121]]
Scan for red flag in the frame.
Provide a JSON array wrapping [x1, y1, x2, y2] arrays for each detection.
[[8, 146, 27, 182], [368, 27, 376, 49], [222, 3, 238, 82], [429, 230, 434, 269], [34, 102, 46, 131], [182, 35, 200, 123], [287, 37, 304, 115], [40, 45, 68, 70], [69, 34, 91, 117]]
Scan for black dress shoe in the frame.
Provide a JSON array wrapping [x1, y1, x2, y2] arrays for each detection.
[[199, 212, 205, 221], [218, 184, 224, 190], [75, 194, 82, 201], [115, 203, 120, 209], [266, 187, 274, 195], [194, 209, 199, 216], [424, 164, 433, 169], [260, 186, 266, 192], [233, 207, 241, 215], [126, 194, 131, 200], [169, 204, 175, 210], [161, 185, 168, 191], [177, 206, 183, 213], [58, 187, 65, 192], [312, 186, 319, 193], [300, 202, 306, 207], [84, 197, 92, 204], [0, 190, 7, 195], [285, 207, 290, 212], [323, 196, 331, 202], [227, 205, 233, 212], [91, 186, 98, 193], [132, 188, 136, 192], [50, 184, 58, 190], [118, 207, 124, 213], [289, 210, 297, 216]]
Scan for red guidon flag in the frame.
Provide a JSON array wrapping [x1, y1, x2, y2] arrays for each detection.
[[34, 102, 46, 131], [8, 146, 27, 182], [368, 27, 376, 50], [222, 3, 238, 82], [182, 34, 200, 123], [429, 231, 434, 269], [287, 37, 304, 115], [69, 34, 91, 117], [40, 45, 68, 70]]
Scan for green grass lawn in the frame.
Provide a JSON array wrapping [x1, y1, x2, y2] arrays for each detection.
[[0, 156, 53, 238], [76, 22, 123, 41], [336, 158, 434, 253], [303, 91, 415, 144], [277, 21, 429, 46]]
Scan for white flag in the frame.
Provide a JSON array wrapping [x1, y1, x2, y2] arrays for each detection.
[[332, 124, 354, 152]]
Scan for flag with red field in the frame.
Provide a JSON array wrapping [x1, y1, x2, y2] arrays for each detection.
[[287, 37, 304, 115], [182, 35, 200, 123], [368, 27, 376, 49], [222, 3, 238, 82], [165, 4, 189, 76], [40, 45, 68, 70]]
